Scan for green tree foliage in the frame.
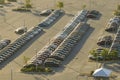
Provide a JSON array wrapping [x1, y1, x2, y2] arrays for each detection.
[[117, 4, 120, 10], [101, 49, 109, 59], [21, 64, 53, 72], [7, 0, 17, 2], [0, 0, 5, 4], [113, 10, 120, 16], [89, 48, 118, 60], [113, 4, 120, 16], [109, 50, 118, 59], [23, 56, 30, 64], [57, 1, 64, 10], [89, 49, 97, 57], [25, 0, 32, 8], [82, 4, 86, 9]]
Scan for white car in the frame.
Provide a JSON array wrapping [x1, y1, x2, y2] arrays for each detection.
[[15, 27, 27, 34], [40, 9, 54, 16]]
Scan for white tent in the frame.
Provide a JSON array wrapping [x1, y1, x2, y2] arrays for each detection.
[[93, 67, 112, 77]]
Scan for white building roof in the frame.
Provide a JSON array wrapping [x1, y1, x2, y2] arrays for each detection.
[[93, 67, 112, 77]]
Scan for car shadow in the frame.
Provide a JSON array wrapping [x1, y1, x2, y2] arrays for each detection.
[[105, 30, 117, 34], [65, 13, 74, 17], [102, 61, 120, 73], [0, 30, 45, 69], [90, 13, 102, 20], [88, 13, 102, 20], [97, 45, 111, 48]]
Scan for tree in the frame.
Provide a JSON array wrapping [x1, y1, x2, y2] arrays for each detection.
[[101, 49, 109, 60], [82, 4, 86, 9], [57, 1, 64, 10], [117, 4, 120, 10], [113, 10, 120, 16], [0, 0, 5, 4], [25, 0, 32, 8], [23, 56, 30, 64], [109, 50, 118, 59], [89, 49, 97, 57], [113, 4, 120, 16], [7, 0, 17, 2]]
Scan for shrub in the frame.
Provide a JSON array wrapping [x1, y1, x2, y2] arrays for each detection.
[[7, 0, 17, 2], [12, 8, 31, 12], [90, 71, 94, 76], [21, 64, 53, 73], [0, 0, 5, 4], [25, 3, 32, 8]]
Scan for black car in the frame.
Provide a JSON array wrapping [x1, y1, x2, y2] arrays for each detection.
[[97, 35, 113, 46], [87, 10, 100, 18], [44, 58, 61, 67], [89, 10, 99, 15], [105, 21, 119, 32]]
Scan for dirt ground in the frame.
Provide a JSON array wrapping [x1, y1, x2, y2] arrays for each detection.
[[0, 0, 120, 80]]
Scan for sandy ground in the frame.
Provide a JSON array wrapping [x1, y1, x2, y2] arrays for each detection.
[[0, 0, 120, 80]]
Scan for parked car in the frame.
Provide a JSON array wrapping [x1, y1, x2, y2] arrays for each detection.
[[105, 16, 120, 32], [89, 10, 99, 15], [44, 58, 61, 67], [87, 10, 100, 18], [97, 35, 113, 46], [0, 5, 3, 8], [87, 14, 98, 18], [105, 22, 119, 32], [40, 9, 54, 16], [88, 48, 104, 60], [0, 39, 11, 50], [15, 27, 27, 35]]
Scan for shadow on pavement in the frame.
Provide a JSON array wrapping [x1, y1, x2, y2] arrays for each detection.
[[0, 31, 46, 69], [53, 24, 95, 73]]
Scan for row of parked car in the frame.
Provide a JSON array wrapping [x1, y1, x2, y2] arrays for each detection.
[[105, 16, 120, 57], [58, 10, 88, 39], [44, 23, 90, 67], [0, 26, 43, 64], [89, 16, 120, 60], [0, 10, 66, 64], [111, 25, 120, 57], [105, 16, 120, 32], [96, 16, 120, 47], [38, 10, 64, 27], [97, 35, 113, 47], [27, 10, 89, 66]]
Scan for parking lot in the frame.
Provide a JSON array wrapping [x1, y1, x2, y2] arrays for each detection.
[[0, 0, 120, 80]]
